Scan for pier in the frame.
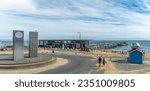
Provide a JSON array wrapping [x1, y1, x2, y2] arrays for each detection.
[[90, 42, 128, 50]]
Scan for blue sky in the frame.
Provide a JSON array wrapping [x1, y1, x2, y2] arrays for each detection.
[[0, 0, 150, 40]]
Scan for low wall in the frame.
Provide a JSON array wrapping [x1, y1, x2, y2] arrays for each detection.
[[0, 56, 56, 69]]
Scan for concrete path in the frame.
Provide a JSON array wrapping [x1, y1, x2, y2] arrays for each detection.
[[40, 53, 104, 74]]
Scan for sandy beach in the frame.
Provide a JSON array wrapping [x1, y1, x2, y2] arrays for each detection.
[[1, 47, 150, 59], [0, 47, 150, 74]]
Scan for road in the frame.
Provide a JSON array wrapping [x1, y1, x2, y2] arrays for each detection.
[[40, 53, 104, 74]]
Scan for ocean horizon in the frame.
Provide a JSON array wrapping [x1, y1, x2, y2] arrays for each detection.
[[0, 40, 150, 51]]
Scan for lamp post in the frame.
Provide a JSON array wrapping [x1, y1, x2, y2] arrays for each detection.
[[77, 32, 82, 49], [78, 32, 81, 40]]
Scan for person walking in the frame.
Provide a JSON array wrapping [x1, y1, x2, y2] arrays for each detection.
[[98, 56, 102, 67], [103, 57, 106, 66], [52, 49, 55, 53]]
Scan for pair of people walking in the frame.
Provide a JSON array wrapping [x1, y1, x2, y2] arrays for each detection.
[[98, 56, 106, 67]]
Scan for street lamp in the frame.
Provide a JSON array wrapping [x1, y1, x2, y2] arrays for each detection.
[[77, 32, 81, 40], [77, 32, 82, 49]]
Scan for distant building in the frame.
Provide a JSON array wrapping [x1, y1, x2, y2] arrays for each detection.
[[38, 39, 90, 49]]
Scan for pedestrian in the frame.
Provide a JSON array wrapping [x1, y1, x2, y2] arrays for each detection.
[[98, 56, 102, 67], [52, 50, 54, 53], [103, 57, 106, 66]]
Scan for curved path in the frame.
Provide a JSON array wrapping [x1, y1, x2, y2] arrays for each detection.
[[40, 53, 104, 74]]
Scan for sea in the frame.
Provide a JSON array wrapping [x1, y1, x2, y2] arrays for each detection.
[[91, 40, 150, 51], [0, 40, 150, 51], [0, 40, 29, 46]]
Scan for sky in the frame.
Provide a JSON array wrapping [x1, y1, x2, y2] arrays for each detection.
[[0, 0, 150, 40]]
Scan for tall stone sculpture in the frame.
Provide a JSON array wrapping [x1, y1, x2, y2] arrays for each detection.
[[13, 30, 24, 61], [29, 32, 38, 58]]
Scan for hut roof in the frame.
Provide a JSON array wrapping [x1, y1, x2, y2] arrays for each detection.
[[129, 49, 142, 53]]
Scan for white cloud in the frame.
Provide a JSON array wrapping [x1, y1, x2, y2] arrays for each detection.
[[0, 0, 150, 40], [0, 0, 36, 12]]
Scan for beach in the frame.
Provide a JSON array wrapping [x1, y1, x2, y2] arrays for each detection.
[[0, 44, 150, 74]]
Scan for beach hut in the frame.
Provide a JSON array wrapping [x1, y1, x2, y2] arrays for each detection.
[[129, 49, 143, 64]]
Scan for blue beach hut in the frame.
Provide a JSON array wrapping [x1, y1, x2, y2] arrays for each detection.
[[129, 49, 143, 64]]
